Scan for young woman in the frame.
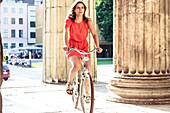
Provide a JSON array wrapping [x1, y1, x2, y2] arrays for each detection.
[[63, 0, 103, 95]]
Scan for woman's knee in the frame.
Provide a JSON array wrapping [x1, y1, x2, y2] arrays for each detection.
[[72, 63, 81, 71], [69, 56, 81, 71]]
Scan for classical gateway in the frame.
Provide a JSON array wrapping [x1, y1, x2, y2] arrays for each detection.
[[43, 0, 170, 104]]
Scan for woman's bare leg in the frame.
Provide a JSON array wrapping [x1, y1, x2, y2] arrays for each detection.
[[66, 55, 81, 94], [68, 55, 81, 84], [85, 58, 92, 74], [85, 58, 92, 95]]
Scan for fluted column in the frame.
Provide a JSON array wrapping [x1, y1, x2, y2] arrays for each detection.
[[109, 0, 170, 104], [43, 0, 97, 83]]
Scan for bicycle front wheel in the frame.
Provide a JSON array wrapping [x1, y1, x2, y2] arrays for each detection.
[[80, 73, 94, 113], [72, 75, 79, 109]]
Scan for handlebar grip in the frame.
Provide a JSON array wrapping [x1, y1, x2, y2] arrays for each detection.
[[95, 47, 99, 51]]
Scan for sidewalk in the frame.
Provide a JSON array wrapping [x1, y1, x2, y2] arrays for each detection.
[[1, 65, 170, 113]]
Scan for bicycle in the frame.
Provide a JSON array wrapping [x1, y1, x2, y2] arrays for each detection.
[[69, 46, 98, 113]]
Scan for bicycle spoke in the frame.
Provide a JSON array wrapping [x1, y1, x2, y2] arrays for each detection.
[[80, 73, 94, 113]]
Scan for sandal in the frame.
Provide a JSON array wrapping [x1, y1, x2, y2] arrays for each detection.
[[66, 82, 73, 95]]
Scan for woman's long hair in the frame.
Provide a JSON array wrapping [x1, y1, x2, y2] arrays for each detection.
[[67, 0, 88, 23]]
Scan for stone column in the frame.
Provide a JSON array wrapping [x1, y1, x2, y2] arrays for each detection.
[[43, 0, 97, 83], [108, 0, 170, 104]]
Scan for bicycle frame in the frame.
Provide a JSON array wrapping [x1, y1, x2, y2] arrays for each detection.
[[70, 47, 98, 113], [69, 46, 98, 81], [69, 46, 98, 68]]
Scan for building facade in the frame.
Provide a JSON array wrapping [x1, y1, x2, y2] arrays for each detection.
[[0, 3, 28, 53], [34, 0, 42, 6], [0, 0, 43, 54], [27, 5, 36, 45], [2, 0, 34, 4]]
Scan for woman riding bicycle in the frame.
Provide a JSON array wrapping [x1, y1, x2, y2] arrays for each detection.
[[63, 0, 103, 95]]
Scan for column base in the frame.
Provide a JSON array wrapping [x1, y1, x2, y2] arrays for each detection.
[[107, 73, 170, 104], [107, 91, 170, 104]]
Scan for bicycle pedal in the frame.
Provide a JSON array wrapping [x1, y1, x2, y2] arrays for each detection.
[[85, 96, 91, 103], [85, 99, 90, 103]]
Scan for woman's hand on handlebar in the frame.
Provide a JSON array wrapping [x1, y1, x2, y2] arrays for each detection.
[[97, 47, 103, 53], [63, 45, 69, 52]]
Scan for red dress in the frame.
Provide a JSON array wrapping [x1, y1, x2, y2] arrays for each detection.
[[65, 18, 90, 59]]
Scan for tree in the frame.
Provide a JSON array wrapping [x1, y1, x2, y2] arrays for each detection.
[[96, 0, 113, 42]]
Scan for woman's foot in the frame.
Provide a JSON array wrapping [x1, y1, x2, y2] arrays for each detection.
[[66, 82, 73, 95]]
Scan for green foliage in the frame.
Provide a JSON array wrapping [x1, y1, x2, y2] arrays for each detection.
[[96, 0, 113, 42], [96, 0, 101, 6], [97, 59, 113, 65]]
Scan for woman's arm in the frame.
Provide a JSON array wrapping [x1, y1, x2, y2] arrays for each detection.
[[63, 27, 69, 52], [88, 18, 103, 53]]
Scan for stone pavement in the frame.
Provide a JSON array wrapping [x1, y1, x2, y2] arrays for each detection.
[[1, 65, 170, 113]]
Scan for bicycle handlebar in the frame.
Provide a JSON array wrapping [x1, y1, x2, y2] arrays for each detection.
[[68, 46, 98, 55]]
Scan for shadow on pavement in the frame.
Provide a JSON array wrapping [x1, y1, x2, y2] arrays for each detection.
[[94, 81, 108, 93]]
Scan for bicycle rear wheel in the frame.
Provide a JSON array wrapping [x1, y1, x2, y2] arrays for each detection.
[[72, 75, 79, 108], [80, 73, 94, 113]]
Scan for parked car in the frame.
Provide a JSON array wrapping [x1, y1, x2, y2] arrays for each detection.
[[3, 65, 10, 81]]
